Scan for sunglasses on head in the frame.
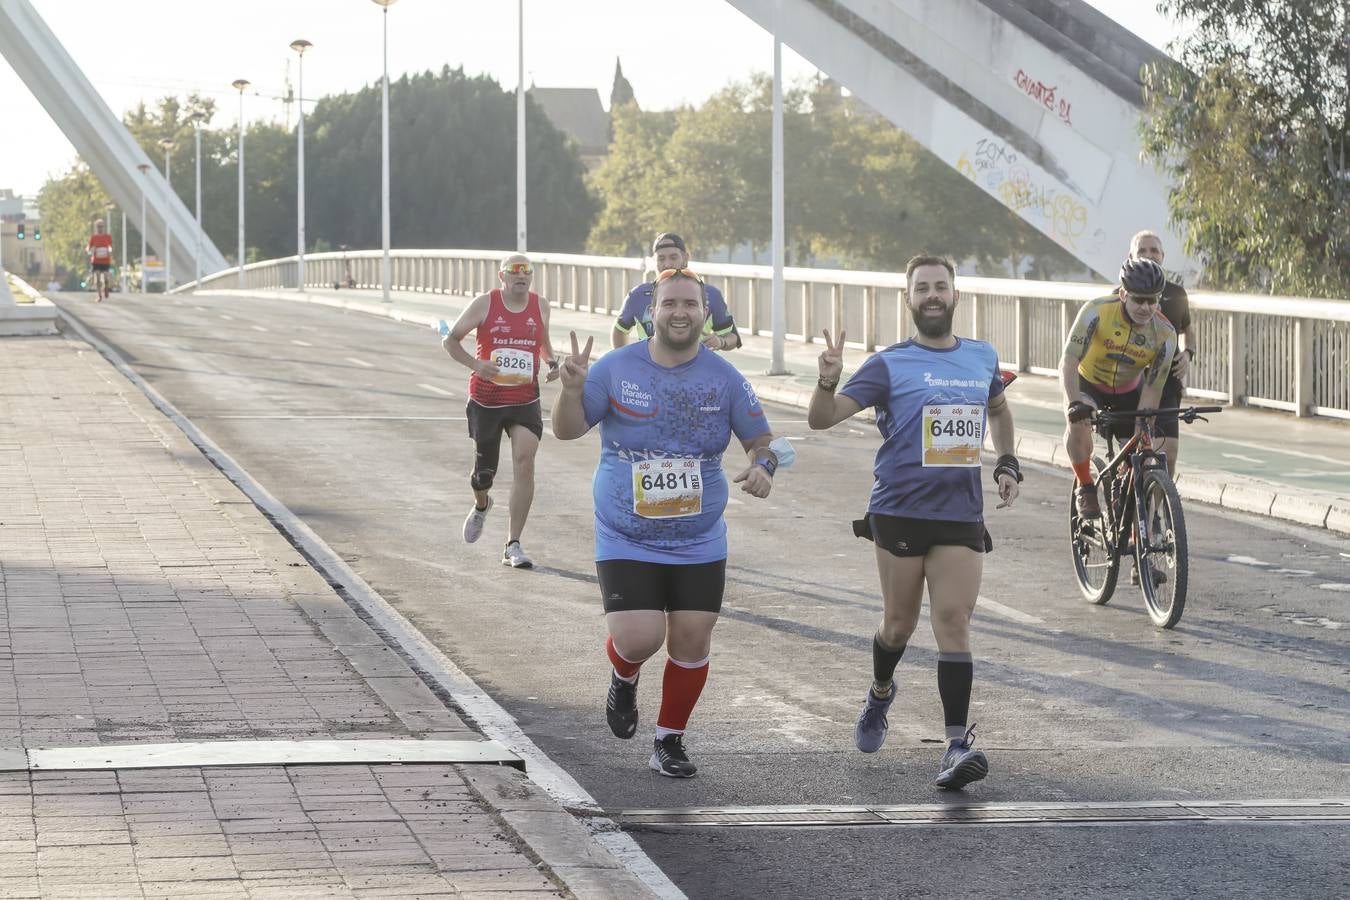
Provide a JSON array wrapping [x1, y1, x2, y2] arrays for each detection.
[[654, 267, 704, 286], [501, 262, 533, 275]]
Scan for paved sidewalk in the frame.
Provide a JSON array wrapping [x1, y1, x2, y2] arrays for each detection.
[[201, 285, 1350, 536], [0, 334, 654, 898]]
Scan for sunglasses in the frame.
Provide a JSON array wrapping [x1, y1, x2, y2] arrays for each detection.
[[501, 263, 533, 275], [654, 267, 704, 285], [1126, 293, 1161, 306]]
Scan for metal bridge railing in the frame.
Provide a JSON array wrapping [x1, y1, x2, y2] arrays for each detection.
[[183, 249, 1350, 420]]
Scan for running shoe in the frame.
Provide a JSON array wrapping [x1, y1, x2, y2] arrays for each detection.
[[606, 671, 639, 739], [461, 496, 493, 543], [854, 681, 895, 753], [935, 724, 989, 790], [1075, 483, 1102, 520], [502, 540, 532, 569], [649, 734, 697, 778]]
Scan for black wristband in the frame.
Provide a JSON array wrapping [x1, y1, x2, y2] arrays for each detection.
[[992, 453, 1023, 484]]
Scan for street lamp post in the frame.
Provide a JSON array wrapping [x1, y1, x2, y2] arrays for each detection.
[[516, 0, 526, 252], [136, 163, 150, 294], [232, 78, 250, 288], [120, 210, 128, 294], [190, 111, 205, 287], [104, 203, 115, 288], [158, 137, 174, 292], [371, 0, 398, 304], [290, 39, 312, 291]]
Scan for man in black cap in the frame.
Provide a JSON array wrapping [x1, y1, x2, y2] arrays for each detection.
[[611, 233, 742, 351]]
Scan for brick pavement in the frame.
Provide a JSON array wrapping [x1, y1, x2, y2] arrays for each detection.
[[0, 334, 653, 898]]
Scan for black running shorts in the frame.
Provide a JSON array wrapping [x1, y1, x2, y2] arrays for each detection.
[[465, 398, 543, 441], [91, 263, 112, 272], [1081, 381, 1145, 441], [1155, 376, 1183, 439], [595, 559, 726, 614], [853, 513, 992, 557]]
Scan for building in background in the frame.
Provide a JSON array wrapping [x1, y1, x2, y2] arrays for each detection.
[[0, 189, 50, 283]]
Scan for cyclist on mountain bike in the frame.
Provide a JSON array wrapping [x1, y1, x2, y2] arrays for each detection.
[[1060, 258, 1177, 521], [87, 219, 114, 302]]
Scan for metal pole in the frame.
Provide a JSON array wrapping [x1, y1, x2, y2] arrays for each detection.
[[194, 120, 202, 286], [380, 7, 392, 302], [297, 46, 307, 290], [120, 211, 127, 293], [163, 144, 172, 291], [769, 18, 786, 375], [516, 0, 526, 251], [139, 176, 147, 294], [234, 80, 249, 287]]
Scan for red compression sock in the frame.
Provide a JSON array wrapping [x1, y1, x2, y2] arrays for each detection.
[[656, 657, 710, 733], [605, 635, 643, 680], [1071, 460, 1094, 487]]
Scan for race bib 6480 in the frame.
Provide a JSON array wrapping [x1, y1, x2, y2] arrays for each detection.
[[922, 404, 983, 467]]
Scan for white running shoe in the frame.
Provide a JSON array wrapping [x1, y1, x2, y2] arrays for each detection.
[[502, 540, 533, 569], [462, 496, 492, 544]]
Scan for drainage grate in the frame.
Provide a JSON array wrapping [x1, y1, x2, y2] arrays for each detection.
[[614, 799, 1350, 829]]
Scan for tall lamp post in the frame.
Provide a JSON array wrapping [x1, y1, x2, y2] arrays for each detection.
[[516, 0, 526, 252], [371, 0, 398, 303], [103, 203, 115, 288], [119, 209, 128, 294], [290, 39, 312, 291], [158, 137, 175, 292], [190, 111, 206, 287], [136, 163, 150, 294], [232, 78, 250, 287]]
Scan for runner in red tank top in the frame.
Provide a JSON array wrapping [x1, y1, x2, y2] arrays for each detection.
[[441, 254, 558, 568]]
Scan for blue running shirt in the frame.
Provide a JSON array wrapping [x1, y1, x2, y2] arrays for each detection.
[[616, 282, 736, 340], [581, 342, 770, 563], [840, 339, 1005, 523]]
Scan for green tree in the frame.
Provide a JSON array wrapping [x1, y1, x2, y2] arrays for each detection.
[[35, 164, 111, 279], [586, 103, 677, 255], [1141, 0, 1349, 295]]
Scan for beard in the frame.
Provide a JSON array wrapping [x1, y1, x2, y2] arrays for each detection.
[[910, 301, 955, 338], [655, 318, 702, 352]]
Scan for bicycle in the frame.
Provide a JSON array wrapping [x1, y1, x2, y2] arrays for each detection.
[[1068, 405, 1222, 628]]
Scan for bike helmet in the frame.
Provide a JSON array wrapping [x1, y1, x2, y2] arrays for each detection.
[[1119, 257, 1166, 295]]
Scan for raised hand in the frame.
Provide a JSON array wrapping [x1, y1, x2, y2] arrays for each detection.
[[819, 329, 846, 382], [559, 331, 593, 390]]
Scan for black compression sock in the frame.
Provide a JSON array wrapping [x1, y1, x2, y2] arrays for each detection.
[[872, 633, 907, 693], [937, 651, 973, 739]]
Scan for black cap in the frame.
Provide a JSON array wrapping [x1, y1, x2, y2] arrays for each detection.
[[652, 232, 687, 254]]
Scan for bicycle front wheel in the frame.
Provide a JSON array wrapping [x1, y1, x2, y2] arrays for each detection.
[[1136, 468, 1188, 628], [1069, 458, 1119, 604]]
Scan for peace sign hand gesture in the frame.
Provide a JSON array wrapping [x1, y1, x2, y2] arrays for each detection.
[[559, 331, 593, 391], [819, 329, 846, 383]]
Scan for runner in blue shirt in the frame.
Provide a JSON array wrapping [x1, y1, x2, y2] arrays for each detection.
[[611, 233, 741, 352], [808, 255, 1022, 791], [553, 267, 777, 779]]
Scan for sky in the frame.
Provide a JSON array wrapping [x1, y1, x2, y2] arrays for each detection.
[[0, 0, 1185, 199]]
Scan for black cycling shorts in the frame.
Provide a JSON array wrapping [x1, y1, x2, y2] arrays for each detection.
[[853, 513, 992, 557], [1154, 376, 1183, 439], [1081, 381, 1148, 441], [595, 558, 726, 614]]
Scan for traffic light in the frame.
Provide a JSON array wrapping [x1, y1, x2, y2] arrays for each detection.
[[15, 222, 24, 240], [32, 226, 40, 241]]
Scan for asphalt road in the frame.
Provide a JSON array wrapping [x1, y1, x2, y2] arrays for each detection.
[[52, 291, 1350, 899]]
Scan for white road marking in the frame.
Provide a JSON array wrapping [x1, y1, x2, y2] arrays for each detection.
[[251, 325, 268, 332], [219, 314, 234, 320], [418, 383, 455, 397], [1226, 555, 1270, 567], [1221, 452, 1265, 465], [978, 595, 1044, 625], [1315, 583, 1350, 594], [345, 356, 375, 368], [208, 415, 466, 421], [291, 339, 313, 346]]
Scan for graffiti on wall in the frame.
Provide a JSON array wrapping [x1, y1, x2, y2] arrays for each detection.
[[955, 138, 1100, 253], [1013, 68, 1073, 125]]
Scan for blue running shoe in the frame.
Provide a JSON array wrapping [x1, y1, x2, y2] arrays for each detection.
[[854, 682, 895, 753], [935, 724, 989, 790]]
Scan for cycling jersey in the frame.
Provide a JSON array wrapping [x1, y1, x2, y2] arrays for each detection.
[[1065, 295, 1176, 394], [469, 289, 545, 407], [616, 282, 736, 340], [840, 338, 1005, 523], [580, 342, 770, 564]]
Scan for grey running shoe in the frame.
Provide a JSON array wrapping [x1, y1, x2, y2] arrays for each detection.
[[935, 724, 989, 790], [606, 671, 639, 739], [502, 540, 532, 569], [649, 734, 697, 778], [462, 496, 493, 544], [854, 682, 896, 753], [1075, 483, 1102, 519]]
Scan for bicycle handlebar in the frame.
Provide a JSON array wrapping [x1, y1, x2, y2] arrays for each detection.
[[1092, 405, 1224, 425]]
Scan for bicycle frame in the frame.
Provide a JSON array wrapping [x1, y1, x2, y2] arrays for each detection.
[[1094, 427, 1168, 561]]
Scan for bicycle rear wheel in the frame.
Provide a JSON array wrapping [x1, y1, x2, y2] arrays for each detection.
[[1069, 458, 1118, 604], [1136, 468, 1188, 628]]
